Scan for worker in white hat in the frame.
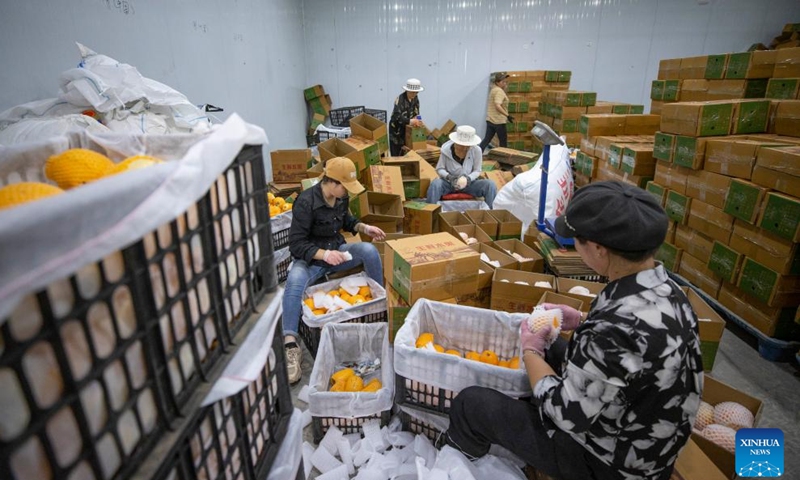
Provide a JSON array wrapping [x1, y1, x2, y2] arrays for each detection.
[[426, 125, 497, 207], [389, 78, 424, 156]]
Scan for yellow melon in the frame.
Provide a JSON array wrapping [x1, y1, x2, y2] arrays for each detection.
[[45, 148, 114, 189], [0, 182, 64, 210]]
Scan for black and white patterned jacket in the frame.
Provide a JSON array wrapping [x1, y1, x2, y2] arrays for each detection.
[[534, 264, 704, 480]]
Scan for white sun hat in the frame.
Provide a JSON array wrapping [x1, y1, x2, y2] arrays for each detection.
[[449, 125, 481, 146], [403, 78, 424, 92]]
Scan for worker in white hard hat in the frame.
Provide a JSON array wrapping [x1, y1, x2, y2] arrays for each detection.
[[389, 78, 424, 156]]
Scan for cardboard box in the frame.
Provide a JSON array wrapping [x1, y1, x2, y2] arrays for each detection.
[[308, 94, 332, 116], [465, 210, 499, 239], [623, 114, 661, 135], [723, 179, 767, 224], [470, 243, 518, 270], [318, 137, 365, 172], [766, 77, 800, 99], [772, 100, 800, 136], [773, 47, 800, 78], [303, 84, 325, 101], [655, 161, 690, 195], [686, 290, 726, 371], [675, 225, 715, 264], [381, 158, 421, 199], [554, 278, 604, 312], [663, 79, 682, 101], [678, 253, 722, 298], [386, 284, 411, 342], [579, 114, 626, 137], [453, 224, 493, 245], [645, 181, 668, 207], [704, 139, 789, 180], [490, 269, 555, 313], [483, 170, 514, 192], [758, 191, 800, 242], [730, 220, 800, 275], [656, 242, 683, 272], [679, 55, 708, 79], [660, 101, 733, 137], [383, 232, 480, 304], [747, 49, 777, 78], [717, 282, 800, 339], [491, 239, 544, 272], [673, 438, 728, 480], [536, 291, 584, 313], [687, 200, 735, 245], [270, 149, 313, 183], [730, 100, 770, 134], [707, 241, 744, 283], [685, 170, 730, 210], [705, 54, 729, 79], [621, 144, 655, 175], [658, 58, 682, 80], [488, 209, 523, 240], [438, 210, 473, 237], [672, 135, 708, 170], [402, 201, 440, 235], [350, 113, 389, 153], [405, 125, 428, 150], [653, 132, 675, 162], [364, 165, 405, 200], [343, 136, 381, 169], [665, 190, 692, 224], [737, 257, 800, 307], [349, 191, 404, 224]]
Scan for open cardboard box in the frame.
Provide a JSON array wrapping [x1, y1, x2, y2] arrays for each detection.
[[492, 239, 544, 273], [465, 209, 500, 239], [470, 243, 518, 270], [453, 224, 493, 245], [491, 269, 555, 314], [686, 290, 726, 372], [555, 277, 605, 312]]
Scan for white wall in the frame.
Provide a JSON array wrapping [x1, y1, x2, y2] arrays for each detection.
[[0, 0, 309, 150], [302, 0, 800, 133]]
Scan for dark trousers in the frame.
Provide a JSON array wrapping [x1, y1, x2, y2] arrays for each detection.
[[479, 121, 507, 151], [390, 138, 403, 157], [445, 338, 621, 480]]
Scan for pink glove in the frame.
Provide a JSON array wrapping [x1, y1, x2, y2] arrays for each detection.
[[541, 303, 582, 331], [520, 323, 553, 358]]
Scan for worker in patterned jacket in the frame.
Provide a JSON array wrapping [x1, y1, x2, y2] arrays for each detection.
[[445, 181, 703, 480], [389, 78, 423, 156]]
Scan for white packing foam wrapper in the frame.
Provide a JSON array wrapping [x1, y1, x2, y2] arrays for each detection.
[[301, 409, 312, 429], [354, 466, 387, 480], [336, 437, 355, 476], [534, 281, 553, 288], [313, 291, 330, 310], [387, 430, 415, 448], [331, 295, 352, 311], [302, 442, 315, 479], [344, 432, 361, 446], [362, 419, 386, 452], [316, 464, 348, 480], [297, 384, 311, 404], [310, 444, 343, 474], [353, 439, 373, 467], [414, 434, 438, 470], [366, 451, 385, 470], [514, 281, 529, 285], [319, 425, 344, 456]]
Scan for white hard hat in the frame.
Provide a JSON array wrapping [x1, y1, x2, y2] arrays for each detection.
[[403, 78, 424, 92]]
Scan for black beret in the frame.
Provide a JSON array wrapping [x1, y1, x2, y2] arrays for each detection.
[[555, 181, 668, 251]]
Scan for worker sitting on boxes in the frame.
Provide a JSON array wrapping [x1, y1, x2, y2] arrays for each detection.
[[389, 78, 423, 156], [445, 181, 703, 480], [282, 157, 386, 384], [426, 125, 497, 208]]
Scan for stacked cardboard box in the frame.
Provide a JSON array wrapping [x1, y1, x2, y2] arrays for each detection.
[[649, 94, 800, 341], [304, 84, 332, 134], [651, 46, 800, 114], [537, 90, 597, 147], [486, 70, 571, 152]]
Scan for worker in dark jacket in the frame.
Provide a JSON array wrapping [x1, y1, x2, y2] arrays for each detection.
[[389, 78, 423, 156], [282, 157, 385, 384]]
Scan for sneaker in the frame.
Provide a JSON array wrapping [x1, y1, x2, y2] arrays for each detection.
[[285, 343, 302, 384]]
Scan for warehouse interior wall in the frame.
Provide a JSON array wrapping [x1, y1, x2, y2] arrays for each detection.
[[1, 1, 799, 152], [303, 0, 800, 133], [0, 0, 309, 150]]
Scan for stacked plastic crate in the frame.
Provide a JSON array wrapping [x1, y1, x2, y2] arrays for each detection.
[[0, 121, 295, 479]]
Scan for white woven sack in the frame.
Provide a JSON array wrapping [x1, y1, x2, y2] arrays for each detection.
[[308, 322, 394, 417], [394, 299, 530, 397], [301, 272, 387, 328]]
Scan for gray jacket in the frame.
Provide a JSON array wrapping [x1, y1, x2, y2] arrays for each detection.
[[435, 141, 483, 182]]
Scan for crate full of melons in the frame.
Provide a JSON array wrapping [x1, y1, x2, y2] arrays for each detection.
[[299, 272, 387, 357], [307, 322, 394, 443], [393, 299, 530, 414]]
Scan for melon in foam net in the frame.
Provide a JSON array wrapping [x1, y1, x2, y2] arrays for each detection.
[[526, 308, 562, 346], [701, 424, 737, 453], [693, 400, 715, 431], [713, 401, 754, 430]]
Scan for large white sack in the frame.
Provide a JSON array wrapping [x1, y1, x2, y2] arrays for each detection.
[[492, 142, 573, 235], [0, 114, 110, 146]]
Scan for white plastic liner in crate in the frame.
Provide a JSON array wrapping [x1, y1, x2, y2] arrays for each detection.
[[0, 114, 267, 320], [308, 322, 394, 417], [265, 408, 304, 480], [301, 272, 386, 328], [269, 209, 292, 248], [394, 298, 530, 397]]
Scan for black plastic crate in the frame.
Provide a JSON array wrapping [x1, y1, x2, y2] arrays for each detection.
[[242, 323, 294, 479], [271, 225, 290, 251], [311, 410, 391, 444], [316, 129, 350, 144], [395, 373, 456, 415], [400, 409, 448, 446], [0, 252, 169, 480], [306, 133, 319, 147], [209, 145, 278, 342], [364, 108, 387, 123], [298, 310, 387, 358], [330, 106, 365, 127], [543, 262, 606, 283], [276, 255, 291, 284], [151, 396, 248, 480]]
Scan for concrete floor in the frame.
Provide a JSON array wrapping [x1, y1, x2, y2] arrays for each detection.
[[289, 320, 800, 479]]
